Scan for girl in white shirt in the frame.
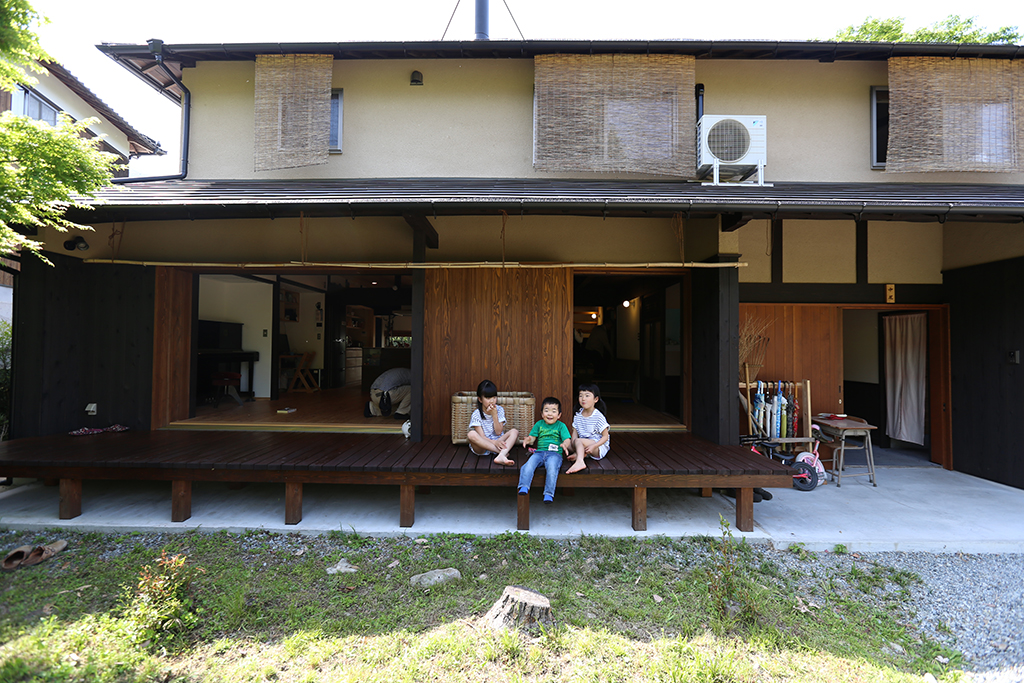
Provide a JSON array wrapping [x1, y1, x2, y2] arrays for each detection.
[[467, 379, 519, 466], [566, 382, 610, 474]]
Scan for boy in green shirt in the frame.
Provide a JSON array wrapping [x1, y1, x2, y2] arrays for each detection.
[[518, 397, 572, 503]]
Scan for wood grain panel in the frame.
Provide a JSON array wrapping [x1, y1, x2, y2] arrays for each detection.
[[423, 268, 573, 437], [151, 268, 193, 428], [740, 303, 844, 416]]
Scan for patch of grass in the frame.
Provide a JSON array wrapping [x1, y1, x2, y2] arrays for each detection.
[[0, 529, 962, 682]]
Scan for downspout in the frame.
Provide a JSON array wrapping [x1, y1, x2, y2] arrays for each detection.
[[113, 39, 190, 184]]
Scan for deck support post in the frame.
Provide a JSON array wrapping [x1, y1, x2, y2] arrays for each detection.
[[59, 479, 82, 519], [735, 488, 754, 532], [701, 487, 712, 497], [285, 482, 302, 525], [400, 484, 415, 527], [517, 493, 530, 530], [632, 486, 647, 531], [171, 480, 192, 522]]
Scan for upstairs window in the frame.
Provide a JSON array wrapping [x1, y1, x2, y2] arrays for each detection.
[[23, 89, 58, 126], [533, 54, 696, 177], [870, 86, 888, 169], [254, 54, 333, 172], [886, 57, 1022, 173], [329, 89, 343, 152]]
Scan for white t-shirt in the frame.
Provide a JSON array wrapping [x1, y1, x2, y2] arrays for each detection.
[[573, 408, 610, 445], [468, 404, 506, 440]]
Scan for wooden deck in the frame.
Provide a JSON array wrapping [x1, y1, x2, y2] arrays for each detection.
[[0, 431, 793, 532]]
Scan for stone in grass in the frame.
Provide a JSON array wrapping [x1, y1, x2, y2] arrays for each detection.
[[326, 558, 359, 574], [482, 585, 554, 632], [410, 567, 462, 587]]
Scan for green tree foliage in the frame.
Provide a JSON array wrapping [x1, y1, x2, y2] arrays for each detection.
[[1, 0, 116, 257], [0, 0, 50, 91], [834, 14, 1021, 44]]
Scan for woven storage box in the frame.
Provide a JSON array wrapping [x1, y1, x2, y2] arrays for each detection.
[[451, 392, 535, 444]]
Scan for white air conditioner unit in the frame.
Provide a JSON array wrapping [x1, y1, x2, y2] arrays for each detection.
[[697, 115, 768, 185]]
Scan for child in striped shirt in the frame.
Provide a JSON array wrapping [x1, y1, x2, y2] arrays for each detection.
[[565, 382, 610, 474]]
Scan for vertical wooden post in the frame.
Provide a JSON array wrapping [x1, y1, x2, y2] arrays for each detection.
[[700, 487, 712, 497], [735, 487, 753, 532], [58, 479, 82, 519], [171, 480, 192, 522], [285, 482, 303, 525], [400, 484, 415, 527], [517, 493, 530, 530], [631, 486, 647, 531]]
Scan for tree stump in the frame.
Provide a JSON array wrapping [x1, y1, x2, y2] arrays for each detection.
[[481, 585, 554, 631]]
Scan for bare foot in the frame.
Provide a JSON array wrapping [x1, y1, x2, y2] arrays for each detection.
[[494, 452, 515, 466], [565, 460, 587, 474]]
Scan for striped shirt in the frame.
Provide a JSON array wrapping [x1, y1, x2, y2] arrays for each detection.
[[573, 408, 610, 445], [468, 404, 506, 440]]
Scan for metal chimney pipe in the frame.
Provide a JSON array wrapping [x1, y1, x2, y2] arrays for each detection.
[[475, 0, 489, 40]]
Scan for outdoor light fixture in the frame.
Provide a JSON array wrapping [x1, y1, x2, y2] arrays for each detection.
[[622, 300, 631, 308], [410, 70, 423, 86], [63, 235, 89, 251]]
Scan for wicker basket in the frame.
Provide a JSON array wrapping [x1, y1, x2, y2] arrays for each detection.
[[451, 392, 535, 445]]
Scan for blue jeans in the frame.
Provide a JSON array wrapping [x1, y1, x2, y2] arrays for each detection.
[[518, 449, 563, 499]]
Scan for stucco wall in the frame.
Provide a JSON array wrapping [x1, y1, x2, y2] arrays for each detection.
[[182, 57, 1024, 186], [782, 220, 856, 283], [24, 70, 132, 157], [43, 215, 684, 265], [943, 222, 1024, 272], [868, 221, 943, 284], [737, 219, 771, 283]]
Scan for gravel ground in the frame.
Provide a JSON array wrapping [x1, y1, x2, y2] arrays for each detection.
[[755, 546, 1024, 682]]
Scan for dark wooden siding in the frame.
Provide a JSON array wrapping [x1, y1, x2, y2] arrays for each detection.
[[946, 258, 1023, 489], [422, 268, 573, 437], [690, 263, 739, 445], [12, 252, 155, 437], [151, 267, 193, 428]]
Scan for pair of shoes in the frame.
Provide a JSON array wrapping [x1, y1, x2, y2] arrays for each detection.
[[518, 487, 529, 495], [754, 487, 773, 501], [2, 540, 67, 569], [104, 424, 129, 432], [393, 412, 409, 420], [69, 427, 103, 436], [543, 494, 554, 504]]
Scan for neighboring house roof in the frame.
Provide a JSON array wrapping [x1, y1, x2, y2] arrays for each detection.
[[97, 39, 1024, 105], [72, 178, 1024, 225], [41, 61, 164, 157]]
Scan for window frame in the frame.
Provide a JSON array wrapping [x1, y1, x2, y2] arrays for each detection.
[[870, 86, 888, 170], [329, 89, 343, 153], [21, 87, 59, 126]]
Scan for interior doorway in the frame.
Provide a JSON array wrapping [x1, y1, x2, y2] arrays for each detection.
[[842, 308, 934, 466], [180, 271, 413, 433], [572, 272, 687, 431]]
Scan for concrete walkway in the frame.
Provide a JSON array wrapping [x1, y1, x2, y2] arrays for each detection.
[[1, 466, 1022, 553]]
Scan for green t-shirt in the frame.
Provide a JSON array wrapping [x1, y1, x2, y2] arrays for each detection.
[[529, 419, 571, 452]]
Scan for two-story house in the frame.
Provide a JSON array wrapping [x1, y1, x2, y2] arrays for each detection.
[[9, 38, 1024, 492]]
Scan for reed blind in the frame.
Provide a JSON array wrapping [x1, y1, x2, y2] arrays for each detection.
[[254, 54, 333, 172], [887, 57, 1022, 173], [533, 54, 696, 177]]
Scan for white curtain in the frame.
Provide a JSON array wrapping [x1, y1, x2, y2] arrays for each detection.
[[884, 313, 927, 445]]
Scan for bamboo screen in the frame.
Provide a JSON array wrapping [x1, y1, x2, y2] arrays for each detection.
[[533, 54, 696, 177], [254, 54, 333, 172], [887, 57, 1023, 173]]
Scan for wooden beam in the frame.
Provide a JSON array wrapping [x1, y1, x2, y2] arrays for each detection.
[[171, 480, 192, 522], [285, 482, 303, 525], [517, 493, 530, 530], [403, 214, 439, 249], [735, 488, 754, 532], [631, 487, 647, 531], [59, 479, 82, 519], [400, 484, 415, 527]]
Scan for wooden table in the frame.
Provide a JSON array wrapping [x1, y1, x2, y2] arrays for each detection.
[[811, 415, 877, 487]]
